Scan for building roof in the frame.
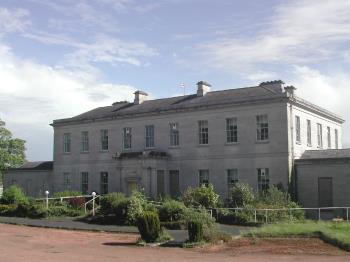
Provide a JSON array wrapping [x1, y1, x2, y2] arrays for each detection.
[[52, 81, 344, 126], [8, 161, 53, 171], [297, 149, 350, 161]]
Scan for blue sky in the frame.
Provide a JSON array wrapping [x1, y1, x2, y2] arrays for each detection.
[[1, 0, 350, 160]]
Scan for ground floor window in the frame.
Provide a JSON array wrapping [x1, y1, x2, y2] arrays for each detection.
[[81, 172, 89, 194], [63, 172, 71, 190], [258, 168, 269, 192], [227, 169, 238, 193], [198, 169, 209, 187], [169, 170, 180, 198], [100, 172, 108, 195]]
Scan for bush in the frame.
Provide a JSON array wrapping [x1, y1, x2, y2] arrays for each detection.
[[137, 211, 161, 243], [182, 184, 219, 208], [99, 193, 128, 223], [126, 190, 156, 225], [158, 199, 186, 222], [1, 186, 28, 205], [0, 204, 17, 216], [227, 183, 255, 207], [47, 203, 83, 217], [182, 207, 215, 230], [188, 221, 204, 242]]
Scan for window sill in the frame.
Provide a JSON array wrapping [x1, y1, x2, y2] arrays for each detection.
[[168, 146, 180, 149], [100, 150, 109, 153], [225, 142, 239, 146], [62, 152, 71, 155], [255, 140, 269, 144], [197, 144, 210, 147], [80, 151, 90, 154], [307, 144, 312, 147], [122, 148, 132, 151], [144, 147, 155, 151]]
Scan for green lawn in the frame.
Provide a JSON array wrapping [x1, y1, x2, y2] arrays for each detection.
[[244, 221, 350, 251]]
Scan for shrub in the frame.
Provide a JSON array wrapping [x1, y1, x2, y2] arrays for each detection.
[[68, 197, 85, 209], [227, 183, 255, 207], [99, 193, 128, 223], [1, 186, 28, 205], [182, 184, 219, 208], [182, 207, 215, 230], [47, 203, 83, 217], [0, 204, 17, 216], [126, 190, 148, 225], [188, 221, 204, 242], [137, 211, 161, 243], [158, 199, 186, 222], [53, 191, 85, 209]]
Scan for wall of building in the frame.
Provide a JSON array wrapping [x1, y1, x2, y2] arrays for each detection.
[[53, 100, 291, 197], [296, 159, 350, 207], [4, 170, 53, 198]]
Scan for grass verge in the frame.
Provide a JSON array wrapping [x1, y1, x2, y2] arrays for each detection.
[[244, 221, 350, 251]]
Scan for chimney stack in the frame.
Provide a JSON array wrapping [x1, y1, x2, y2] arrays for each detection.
[[284, 86, 296, 97], [197, 81, 211, 97], [134, 90, 148, 105]]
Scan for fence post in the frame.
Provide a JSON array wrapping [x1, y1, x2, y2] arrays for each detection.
[[347, 208, 349, 222], [254, 210, 257, 223], [45, 191, 49, 210], [60, 197, 63, 204], [92, 192, 96, 216], [318, 208, 321, 221], [289, 209, 292, 222], [265, 209, 268, 223]]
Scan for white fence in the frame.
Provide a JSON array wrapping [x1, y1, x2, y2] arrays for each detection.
[[213, 207, 350, 223]]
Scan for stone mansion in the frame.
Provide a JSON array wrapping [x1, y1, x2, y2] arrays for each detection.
[[5, 80, 348, 207]]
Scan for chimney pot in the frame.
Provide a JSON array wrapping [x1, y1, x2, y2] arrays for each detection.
[[197, 81, 211, 96], [134, 90, 148, 105]]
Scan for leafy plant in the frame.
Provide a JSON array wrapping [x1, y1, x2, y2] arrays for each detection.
[[53, 191, 82, 198], [158, 199, 186, 222], [99, 192, 128, 223], [126, 190, 149, 225], [137, 211, 161, 243], [1, 185, 29, 205], [188, 220, 204, 242], [227, 183, 255, 207], [182, 184, 219, 208]]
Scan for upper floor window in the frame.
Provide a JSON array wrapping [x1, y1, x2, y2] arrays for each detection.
[[295, 116, 301, 144], [100, 129, 109, 151], [170, 123, 179, 146], [63, 133, 71, 153], [307, 120, 312, 146], [145, 125, 155, 148], [226, 118, 238, 143], [335, 129, 339, 149], [227, 169, 238, 192], [317, 123, 323, 148], [81, 172, 89, 195], [327, 126, 331, 148], [198, 169, 209, 187], [100, 172, 108, 195], [123, 127, 132, 150], [198, 120, 209, 145], [256, 115, 269, 141], [258, 168, 269, 193], [81, 131, 89, 152]]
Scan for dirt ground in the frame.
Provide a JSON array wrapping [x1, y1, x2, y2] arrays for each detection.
[[0, 223, 349, 262]]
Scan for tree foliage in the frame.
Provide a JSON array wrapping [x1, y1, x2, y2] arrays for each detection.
[[0, 119, 26, 177]]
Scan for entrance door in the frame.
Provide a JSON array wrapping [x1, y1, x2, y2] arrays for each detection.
[[318, 177, 333, 207], [169, 170, 180, 198], [127, 181, 138, 196], [157, 170, 165, 197]]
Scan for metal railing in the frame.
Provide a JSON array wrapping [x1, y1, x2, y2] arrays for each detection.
[[213, 207, 350, 223], [84, 194, 100, 216]]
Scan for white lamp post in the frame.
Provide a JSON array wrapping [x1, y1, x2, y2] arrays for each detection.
[[45, 190, 49, 209], [92, 192, 96, 216]]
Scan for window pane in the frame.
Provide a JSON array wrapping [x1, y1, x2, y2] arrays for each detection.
[[198, 120, 209, 145], [317, 124, 323, 148], [335, 129, 339, 149], [295, 116, 301, 143], [169, 170, 180, 198], [170, 123, 179, 146], [101, 130, 109, 151], [81, 131, 89, 152], [199, 169, 209, 187], [145, 125, 155, 148], [256, 115, 269, 141], [123, 127, 132, 149], [63, 172, 71, 190], [307, 120, 312, 146], [100, 172, 108, 195], [81, 172, 89, 194], [226, 118, 238, 143], [258, 168, 269, 192], [327, 127, 331, 148], [63, 133, 71, 153], [227, 169, 238, 192]]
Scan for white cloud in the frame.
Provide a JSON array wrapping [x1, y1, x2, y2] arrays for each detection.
[[192, 0, 350, 71], [0, 7, 30, 35], [288, 66, 350, 147], [0, 41, 137, 160]]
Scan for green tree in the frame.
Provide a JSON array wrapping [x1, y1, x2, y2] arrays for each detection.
[[0, 119, 26, 181]]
